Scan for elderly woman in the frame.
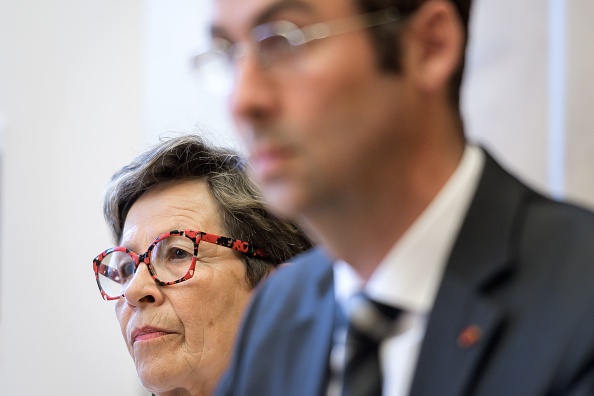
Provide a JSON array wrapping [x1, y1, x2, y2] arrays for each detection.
[[92, 135, 311, 396]]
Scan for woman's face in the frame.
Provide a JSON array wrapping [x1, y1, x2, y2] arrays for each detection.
[[115, 179, 252, 395]]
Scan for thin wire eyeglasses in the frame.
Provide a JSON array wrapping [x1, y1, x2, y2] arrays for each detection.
[[92, 229, 267, 301], [191, 7, 401, 94]]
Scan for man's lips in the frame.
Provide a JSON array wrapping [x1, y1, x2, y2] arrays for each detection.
[[250, 146, 292, 178], [131, 327, 173, 344]]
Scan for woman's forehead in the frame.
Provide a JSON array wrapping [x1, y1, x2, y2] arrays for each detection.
[[121, 180, 224, 249]]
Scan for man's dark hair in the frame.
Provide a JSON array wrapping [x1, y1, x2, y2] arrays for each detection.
[[103, 134, 313, 287], [357, 0, 473, 110]]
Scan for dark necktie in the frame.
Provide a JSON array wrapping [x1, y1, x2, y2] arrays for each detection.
[[341, 293, 401, 396]]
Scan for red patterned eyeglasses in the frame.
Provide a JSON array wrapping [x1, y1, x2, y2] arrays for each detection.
[[92, 229, 267, 300]]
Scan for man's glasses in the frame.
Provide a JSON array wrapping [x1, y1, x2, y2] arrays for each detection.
[[192, 7, 401, 94], [92, 229, 267, 300]]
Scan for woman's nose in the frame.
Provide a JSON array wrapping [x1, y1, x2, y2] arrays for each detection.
[[122, 263, 164, 306]]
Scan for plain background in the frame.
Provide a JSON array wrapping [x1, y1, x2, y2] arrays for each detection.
[[1, 0, 593, 395]]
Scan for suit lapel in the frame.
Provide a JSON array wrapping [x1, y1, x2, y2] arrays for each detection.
[[410, 273, 505, 396], [410, 153, 529, 396], [282, 249, 337, 396]]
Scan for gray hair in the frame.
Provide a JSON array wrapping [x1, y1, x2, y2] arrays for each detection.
[[103, 134, 312, 287]]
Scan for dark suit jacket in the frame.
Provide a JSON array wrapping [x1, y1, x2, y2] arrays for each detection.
[[217, 153, 594, 396]]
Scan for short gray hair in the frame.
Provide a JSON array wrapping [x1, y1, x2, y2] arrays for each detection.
[[103, 134, 312, 287]]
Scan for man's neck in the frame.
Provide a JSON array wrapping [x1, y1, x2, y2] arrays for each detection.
[[304, 140, 465, 280]]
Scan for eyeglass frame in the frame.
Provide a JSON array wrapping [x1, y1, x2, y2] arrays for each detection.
[[93, 229, 267, 301], [192, 7, 402, 76]]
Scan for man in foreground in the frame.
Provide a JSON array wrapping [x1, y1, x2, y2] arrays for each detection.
[[198, 0, 594, 394]]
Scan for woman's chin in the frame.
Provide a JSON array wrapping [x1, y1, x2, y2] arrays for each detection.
[[137, 364, 177, 393]]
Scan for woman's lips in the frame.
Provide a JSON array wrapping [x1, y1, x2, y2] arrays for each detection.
[[132, 327, 172, 344]]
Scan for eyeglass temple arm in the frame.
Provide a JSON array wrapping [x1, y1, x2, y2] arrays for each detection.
[[298, 7, 400, 44], [200, 233, 268, 258]]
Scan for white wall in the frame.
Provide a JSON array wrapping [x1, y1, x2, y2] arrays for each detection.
[[0, 1, 146, 395], [464, 0, 594, 208], [564, 0, 594, 207], [1, 1, 594, 395], [143, 0, 240, 151], [463, 0, 550, 192]]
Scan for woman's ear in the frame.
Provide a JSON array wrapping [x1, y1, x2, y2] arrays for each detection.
[[400, 0, 464, 95]]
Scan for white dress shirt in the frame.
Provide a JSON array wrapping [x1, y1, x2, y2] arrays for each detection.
[[333, 144, 485, 396]]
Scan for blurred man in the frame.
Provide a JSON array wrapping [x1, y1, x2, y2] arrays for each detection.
[[198, 0, 594, 394]]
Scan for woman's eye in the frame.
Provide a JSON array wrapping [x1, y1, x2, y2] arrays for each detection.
[[119, 262, 136, 279], [168, 247, 193, 261]]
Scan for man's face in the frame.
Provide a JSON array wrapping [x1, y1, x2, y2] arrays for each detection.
[[212, 0, 415, 219]]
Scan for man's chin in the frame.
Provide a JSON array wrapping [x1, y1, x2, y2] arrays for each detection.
[[260, 182, 306, 221]]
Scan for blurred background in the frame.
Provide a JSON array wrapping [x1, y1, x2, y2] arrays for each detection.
[[1, 0, 593, 395]]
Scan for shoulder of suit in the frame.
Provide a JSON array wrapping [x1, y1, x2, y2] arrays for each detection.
[[266, 247, 332, 286], [523, 189, 594, 235], [251, 247, 333, 306]]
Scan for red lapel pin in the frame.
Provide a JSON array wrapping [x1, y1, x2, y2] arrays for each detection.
[[457, 325, 483, 349]]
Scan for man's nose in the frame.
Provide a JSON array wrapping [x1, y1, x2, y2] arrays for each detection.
[[229, 55, 279, 124]]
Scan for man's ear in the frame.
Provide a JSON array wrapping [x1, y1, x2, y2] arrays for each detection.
[[400, 0, 464, 94]]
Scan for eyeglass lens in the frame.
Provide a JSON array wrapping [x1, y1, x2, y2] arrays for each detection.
[[193, 23, 300, 95], [257, 33, 297, 67], [97, 235, 197, 298]]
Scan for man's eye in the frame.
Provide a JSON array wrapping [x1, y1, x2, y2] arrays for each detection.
[[260, 35, 292, 56]]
